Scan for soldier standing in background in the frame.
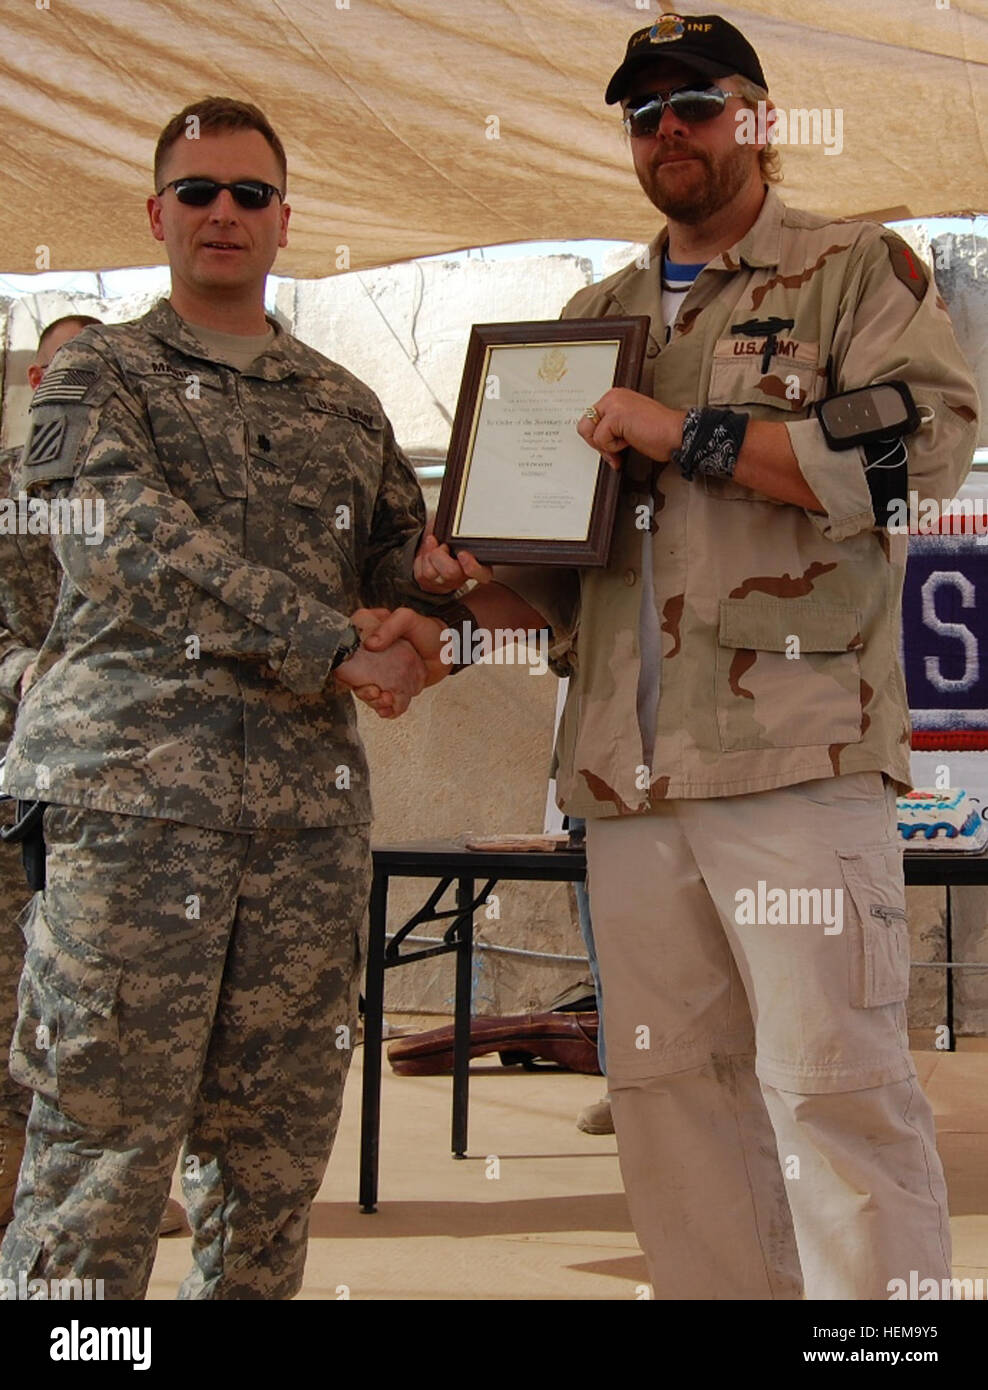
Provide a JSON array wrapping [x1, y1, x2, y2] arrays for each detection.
[[0, 314, 185, 1237], [0, 316, 97, 1228], [370, 14, 980, 1298], [0, 98, 440, 1299]]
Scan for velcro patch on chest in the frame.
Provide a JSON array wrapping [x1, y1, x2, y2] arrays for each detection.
[[715, 337, 818, 366]]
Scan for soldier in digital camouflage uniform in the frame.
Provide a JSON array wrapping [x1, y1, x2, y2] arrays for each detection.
[[375, 15, 981, 1299], [0, 317, 98, 1228], [0, 99, 439, 1299]]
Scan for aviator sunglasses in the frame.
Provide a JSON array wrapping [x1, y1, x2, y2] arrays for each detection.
[[623, 85, 735, 138], [156, 177, 284, 209]]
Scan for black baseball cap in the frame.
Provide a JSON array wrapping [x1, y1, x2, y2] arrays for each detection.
[[605, 12, 768, 104]]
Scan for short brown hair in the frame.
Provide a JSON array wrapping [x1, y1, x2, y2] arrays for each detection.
[[35, 314, 102, 361], [154, 97, 287, 192]]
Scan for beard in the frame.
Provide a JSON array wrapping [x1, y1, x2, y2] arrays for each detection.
[[636, 138, 752, 225]]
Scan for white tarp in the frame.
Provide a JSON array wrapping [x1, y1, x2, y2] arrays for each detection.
[[0, 0, 985, 277]]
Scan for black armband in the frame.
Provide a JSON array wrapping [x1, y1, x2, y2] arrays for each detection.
[[862, 437, 910, 529], [813, 383, 920, 527]]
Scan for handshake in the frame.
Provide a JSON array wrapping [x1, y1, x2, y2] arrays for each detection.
[[334, 529, 493, 719], [336, 605, 448, 718]]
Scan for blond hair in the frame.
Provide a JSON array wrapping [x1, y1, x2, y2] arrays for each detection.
[[731, 75, 783, 184]]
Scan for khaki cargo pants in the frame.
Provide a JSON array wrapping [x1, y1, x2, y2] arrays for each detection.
[[0, 805, 370, 1300], [586, 772, 951, 1300]]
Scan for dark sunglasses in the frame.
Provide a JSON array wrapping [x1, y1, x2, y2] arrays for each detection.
[[623, 86, 734, 138], [156, 178, 283, 209]]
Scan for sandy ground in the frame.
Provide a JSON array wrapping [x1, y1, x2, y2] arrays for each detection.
[[147, 1028, 988, 1301]]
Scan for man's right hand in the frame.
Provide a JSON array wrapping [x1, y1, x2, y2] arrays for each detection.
[[355, 606, 449, 686], [334, 638, 427, 718]]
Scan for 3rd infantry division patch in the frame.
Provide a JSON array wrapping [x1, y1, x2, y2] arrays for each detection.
[[25, 416, 66, 467]]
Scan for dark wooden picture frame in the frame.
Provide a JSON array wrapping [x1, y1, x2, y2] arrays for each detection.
[[434, 317, 650, 567]]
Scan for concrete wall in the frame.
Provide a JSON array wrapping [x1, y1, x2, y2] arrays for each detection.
[[278, 254, 593, 453]]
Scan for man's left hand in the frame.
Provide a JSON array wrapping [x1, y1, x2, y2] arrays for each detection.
[[413, 518, 493, 595], [577, 389, 687, 470]]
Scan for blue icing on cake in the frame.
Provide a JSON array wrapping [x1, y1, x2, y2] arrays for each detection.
[[899, 789, 965, 813], [896, 789, 986, 842], [898, 809, 982, 841]]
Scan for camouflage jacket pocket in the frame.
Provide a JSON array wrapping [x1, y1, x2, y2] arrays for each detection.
[[141, 374, 248, 506], [287, 395, 384, 579], [837, 845, 910, 1007], [715, 599, 864, 751], [10, 898, 123, 1129]]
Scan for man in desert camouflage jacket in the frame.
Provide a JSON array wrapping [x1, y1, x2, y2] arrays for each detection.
[[371, 14, 981, 1299], [0, 99, 439, 1300]]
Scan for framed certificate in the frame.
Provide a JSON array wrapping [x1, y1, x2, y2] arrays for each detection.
[[434, 317, 650, 566]]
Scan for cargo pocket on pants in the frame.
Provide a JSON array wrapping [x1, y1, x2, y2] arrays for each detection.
[[9, 898, 124, 1129], [837, 843, 910, 1007]]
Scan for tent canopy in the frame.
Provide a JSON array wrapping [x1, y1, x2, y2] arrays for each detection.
[[1, 0, 985, 277]]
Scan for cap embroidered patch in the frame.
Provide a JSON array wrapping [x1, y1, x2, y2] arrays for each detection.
[[649, 15, 686, 43], [31, 366, 97, 407]]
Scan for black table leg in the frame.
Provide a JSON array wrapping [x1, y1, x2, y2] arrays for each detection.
[[359, 868, 388, 1212], [945, 886, 955, 1052], [451, 877, 474, 1158]]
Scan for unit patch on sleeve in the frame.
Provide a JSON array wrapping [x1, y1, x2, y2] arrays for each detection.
[[881, 233, 929, 303], [21, 399, 95, 485], [25, 414, 66, 466]]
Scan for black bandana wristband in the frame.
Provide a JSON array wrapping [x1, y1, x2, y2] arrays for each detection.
[[432, 599, 478, 675], [671, 408, 705, 478], [673, 407, 749, 481]]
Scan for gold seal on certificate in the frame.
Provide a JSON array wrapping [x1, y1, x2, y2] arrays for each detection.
[[434, 317, 650, 566]]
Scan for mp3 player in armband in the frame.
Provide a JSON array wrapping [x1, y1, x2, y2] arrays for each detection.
[[814, 381, 923, 528], [814, 381, 920, 451]]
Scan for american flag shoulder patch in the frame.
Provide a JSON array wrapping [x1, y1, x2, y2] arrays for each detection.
[[31, 366, 98, 408]]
